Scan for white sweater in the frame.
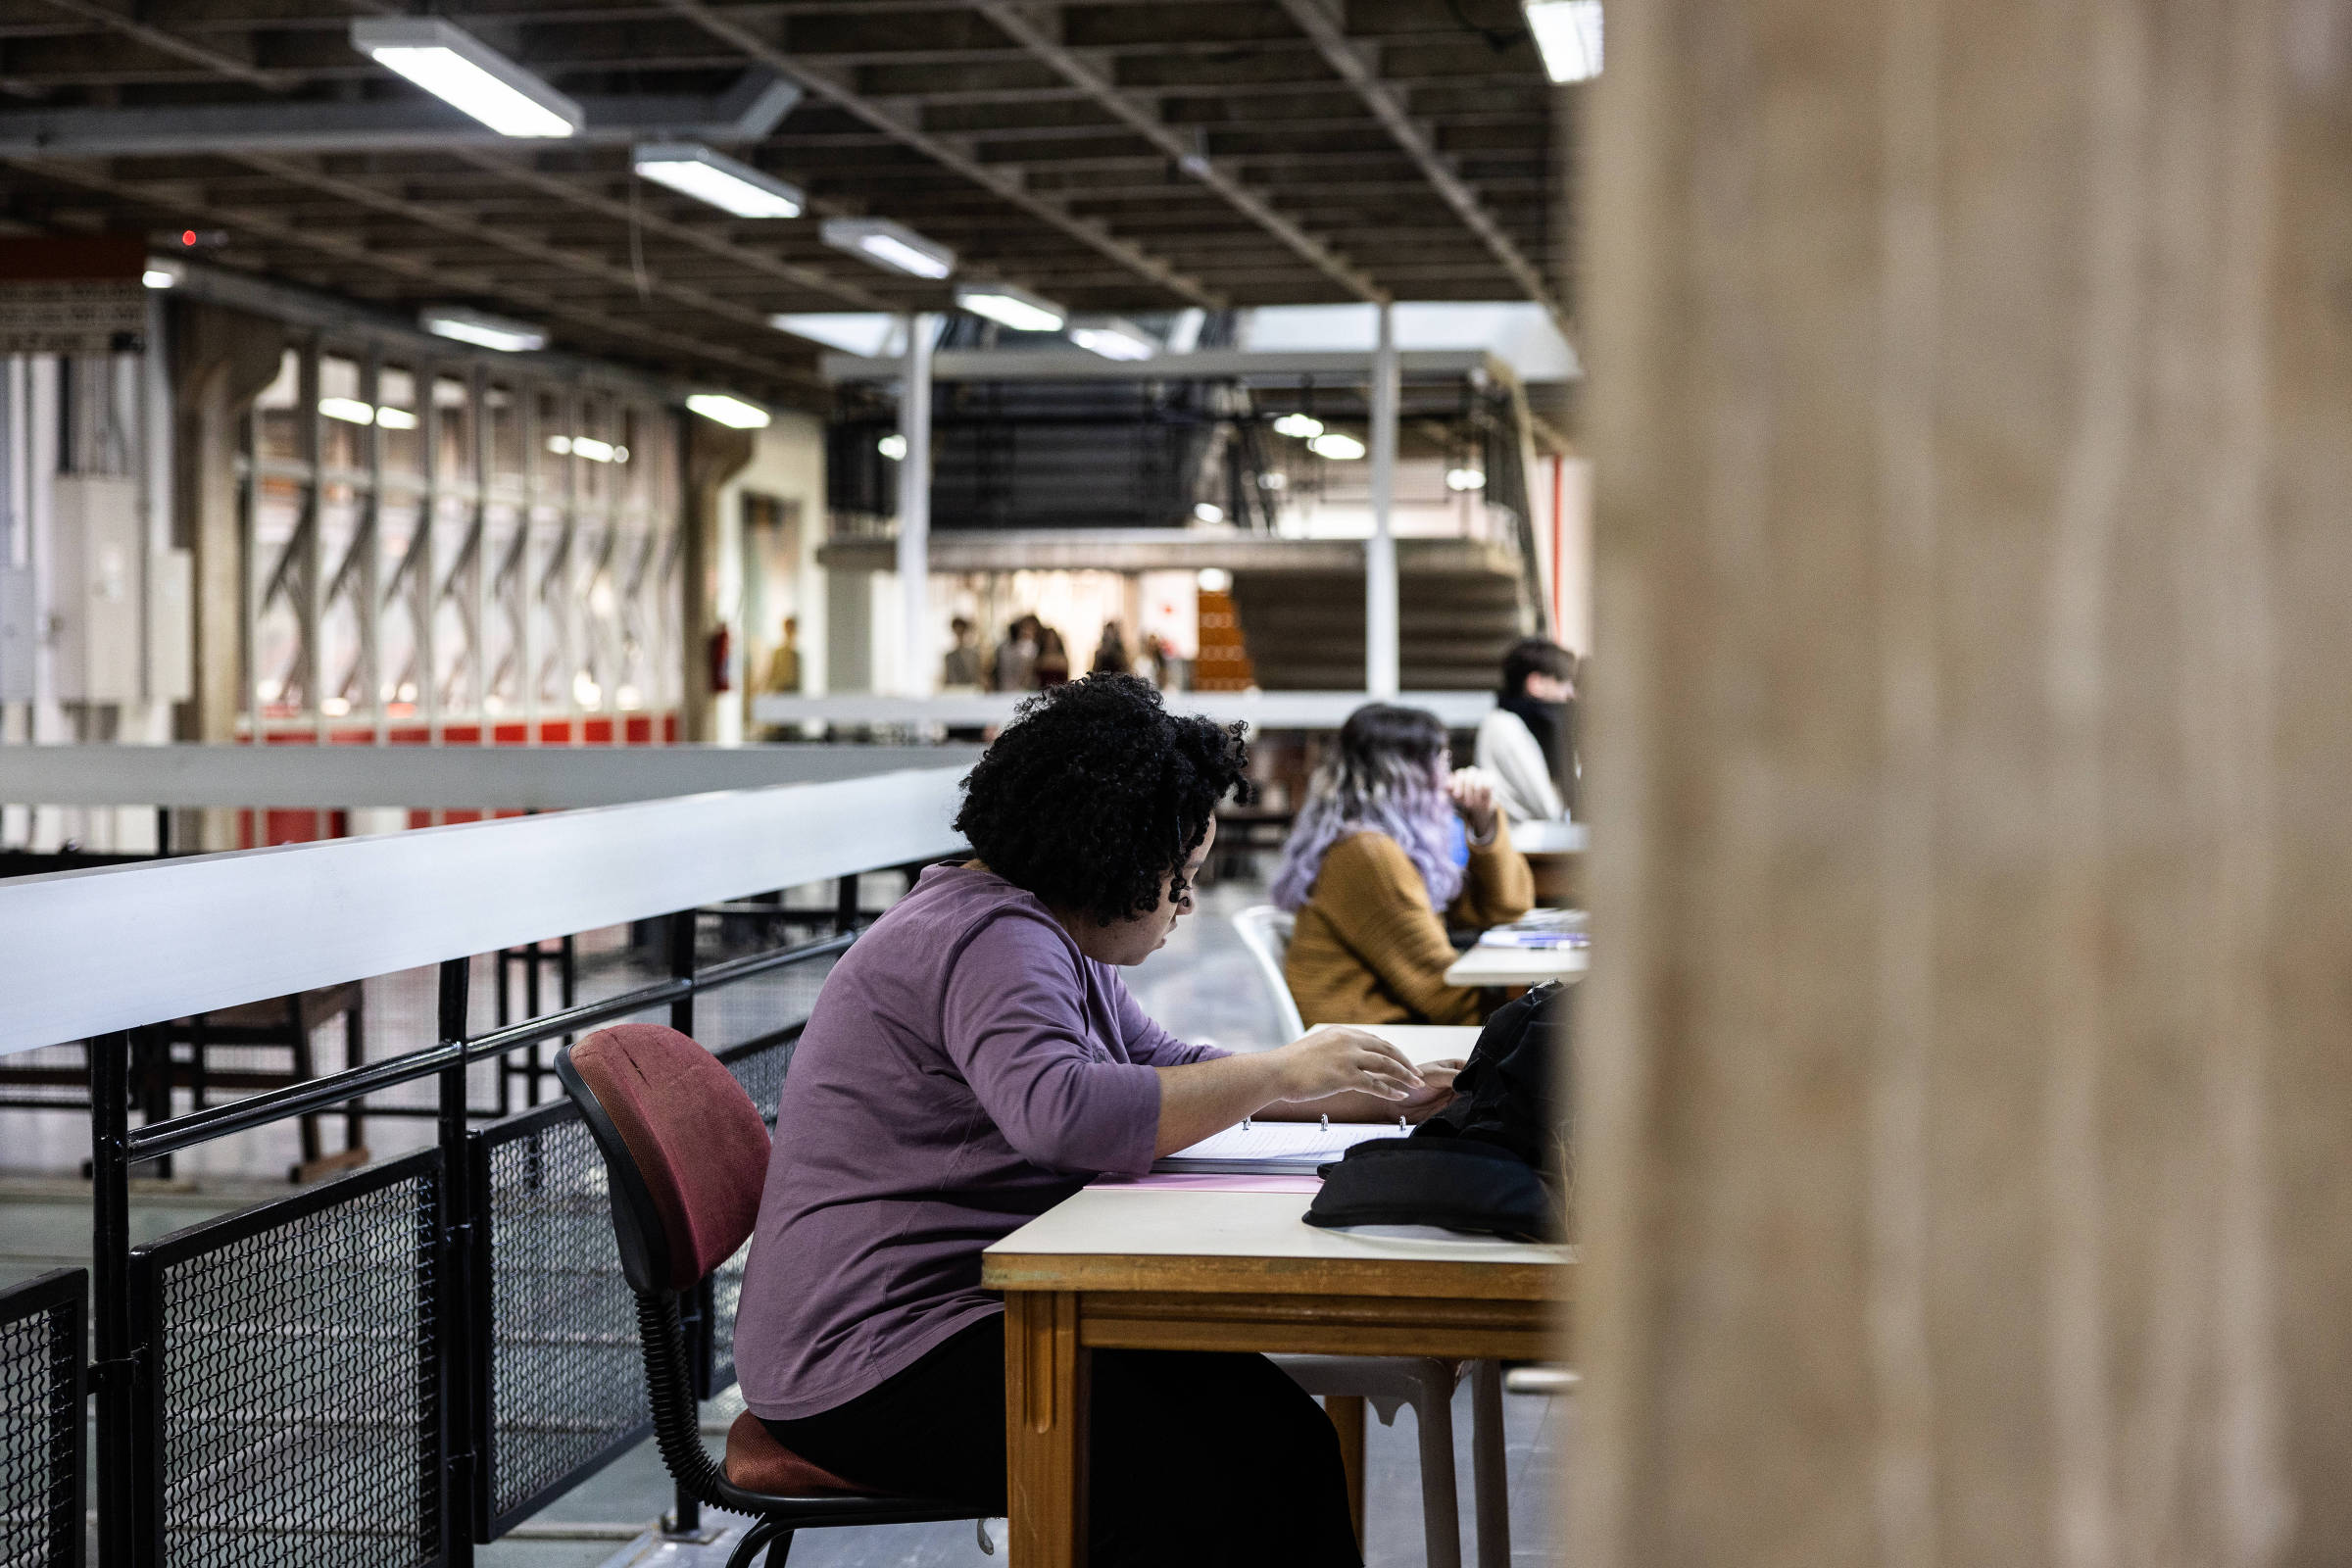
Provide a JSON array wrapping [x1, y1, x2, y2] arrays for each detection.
[[1475, 708, 1567, 823]]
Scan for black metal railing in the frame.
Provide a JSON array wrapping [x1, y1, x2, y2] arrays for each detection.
[[76, 863, 912, 1568], [0, 1268, 85, 1568], [127, 1153, 443, 1568]]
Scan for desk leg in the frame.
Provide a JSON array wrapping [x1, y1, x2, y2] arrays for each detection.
[[1005, 1290, 1090, 1568], [1323, 1395, 1368, 1548]]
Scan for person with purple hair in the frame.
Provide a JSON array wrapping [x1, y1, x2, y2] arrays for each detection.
[[1274, 703, 1536, 1025]]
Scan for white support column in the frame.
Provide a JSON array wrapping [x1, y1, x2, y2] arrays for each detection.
[[898, 313, 936, 698], [1365, 300, 1400, 698]]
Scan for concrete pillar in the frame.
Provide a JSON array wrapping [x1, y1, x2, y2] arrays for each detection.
[[1366, 301, 1399, 698], [169, 300, 286, 848], [682, 418, 756, 743], [1578, 1, 2352, 1563], [899, 313, 936, 698]]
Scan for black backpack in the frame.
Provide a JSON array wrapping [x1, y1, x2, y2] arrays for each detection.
[[1303, 983, 1571, 1244]]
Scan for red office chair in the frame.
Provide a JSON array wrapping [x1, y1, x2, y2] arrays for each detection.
[[555, 1023, 979, 1567]]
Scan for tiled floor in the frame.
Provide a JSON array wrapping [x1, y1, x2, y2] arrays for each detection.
[[1, 869, 1567, 1566]]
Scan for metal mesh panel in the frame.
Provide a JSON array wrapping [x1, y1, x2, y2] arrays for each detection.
[[0, 1272, 81, 1568], [480, 1110, 643, 1530], [145, 1157, 439, 1568]]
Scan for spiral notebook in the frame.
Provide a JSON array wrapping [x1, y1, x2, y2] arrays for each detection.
[[1152, 1119, 1398, 1175]]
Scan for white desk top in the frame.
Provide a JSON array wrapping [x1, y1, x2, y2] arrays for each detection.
[[1319, 1023, 1483, 1065], [983, 1187, 1569, 1270], [1507, 818, 1588, 854], [1443, 943, 1590, 988]]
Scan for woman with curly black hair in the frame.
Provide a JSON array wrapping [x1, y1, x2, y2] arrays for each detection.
[[734, 675, 1437, 1566]]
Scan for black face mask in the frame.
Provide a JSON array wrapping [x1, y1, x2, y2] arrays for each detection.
[[1499, 691, 1569, 783]]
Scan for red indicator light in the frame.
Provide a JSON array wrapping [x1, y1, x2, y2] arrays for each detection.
[[181, 230, 197, 247]]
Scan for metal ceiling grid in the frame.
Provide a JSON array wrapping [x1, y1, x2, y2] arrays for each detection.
[[0, 0, 1568, 406]]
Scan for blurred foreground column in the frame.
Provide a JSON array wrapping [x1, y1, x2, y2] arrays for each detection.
[[1579, 0, 2352, 1563]]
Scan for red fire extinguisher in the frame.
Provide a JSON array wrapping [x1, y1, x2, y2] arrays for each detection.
[[708, 624, 733, 693]]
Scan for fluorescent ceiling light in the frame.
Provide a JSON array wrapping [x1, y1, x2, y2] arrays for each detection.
[[142, 260, 182, 290], [956, 282, 1066, 333], [571, 436, 616, 463], [1272, 413, 1324, 439], [1445, 466, 1487, 491], [877, 433, 908, 461], [350, 18, 582, 138], [420, 305, 546, 353], [1068, 317, 1158, 362], [319, 397, 374, 425], [769, 312, 907, 357], [1192, 503, 1224, 524], [686, 393, 770, 429], [821, 217, 956, 280], [633, 142, 804, 219], [1198, 567, 1233, 594], [1308, 431, 1367, 461], [375, 406, 419, 431], [1525, 0, 1603, 83]]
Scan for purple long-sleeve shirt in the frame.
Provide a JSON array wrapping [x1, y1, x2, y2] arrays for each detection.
[[734, 864, 1225, 1420]]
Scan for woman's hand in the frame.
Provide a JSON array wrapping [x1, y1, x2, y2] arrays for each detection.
[[1447, 767, 1499, 842], [1270, 1026, 1426, 1103]]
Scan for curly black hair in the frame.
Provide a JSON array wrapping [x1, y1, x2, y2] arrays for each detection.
[[954, 673, 1254, 926]]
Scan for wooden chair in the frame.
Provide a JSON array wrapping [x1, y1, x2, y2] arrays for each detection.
[[167, 983, 369, 1182]]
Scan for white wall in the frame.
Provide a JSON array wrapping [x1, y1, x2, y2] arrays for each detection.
[[710, 412, 828, 742]]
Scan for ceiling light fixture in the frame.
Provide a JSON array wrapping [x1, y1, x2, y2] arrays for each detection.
[[686, 393, 770, 429], [1192, 503, 1224, 524], [769, 313, 907, 357], [955, 282, 1066, 333], [632, 142, 805, 219], [375, 406, 419, 431], [1307, 431, 1367, 461], [142, 260, 182, 290], [1068, 317, 1157, 362], [420, 305, 546, 353], [877, 433, 908, 461], [820, 217, 956, 280], [1445, 466, 1488, 491], [319, 397, 375, 425], [350, 18, 582, 138], [1525, 0, 1604, 83], [1272, 413, 1324, 439]]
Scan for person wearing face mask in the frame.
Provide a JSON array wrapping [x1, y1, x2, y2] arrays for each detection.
[[735, 675, 1442, 1567], [1273, 704, 1537, 1027], [1476, 638, 1580, 823]]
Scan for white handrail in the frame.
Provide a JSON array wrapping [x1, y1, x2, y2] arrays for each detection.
[[752, 690, 1499, 730], [0, 766, 969, 1055], [0, 743, 981, 808]]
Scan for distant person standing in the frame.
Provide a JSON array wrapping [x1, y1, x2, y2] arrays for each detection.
[[943, 615, 984, 689], [992, 614, 1042, 692], [1034, 625, 1072, 687], [1476, 638, 1579, 822], [1092, 620, 1132, 675], [760, 615, 803, 695]]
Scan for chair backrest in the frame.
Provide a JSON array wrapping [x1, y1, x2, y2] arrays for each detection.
[[1231, 905, 1307, 1043], [555, 1023, 769, 1297]]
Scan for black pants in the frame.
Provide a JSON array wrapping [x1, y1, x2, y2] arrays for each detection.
[[762, 1314, 1361, 1568]]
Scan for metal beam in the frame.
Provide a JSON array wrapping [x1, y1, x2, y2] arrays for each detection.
[[229, 153, 821, 385], [34, 0, 289, 92], [651, 0, 1224, 309], [0, 71, 801, 158], [897, 313, 936, 698], [968, 0, 1389, 304], [1274, 0, 1573, 344], [6, 159, 815, 397], [820, 346, 1506, 384], [448, 149, 896, 313]]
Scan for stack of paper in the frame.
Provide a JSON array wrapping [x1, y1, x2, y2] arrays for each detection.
[[1153, 1120, 1398, 1174]]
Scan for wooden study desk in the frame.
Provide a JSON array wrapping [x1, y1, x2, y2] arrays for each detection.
[[981, 1186, 1571, 1568]]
